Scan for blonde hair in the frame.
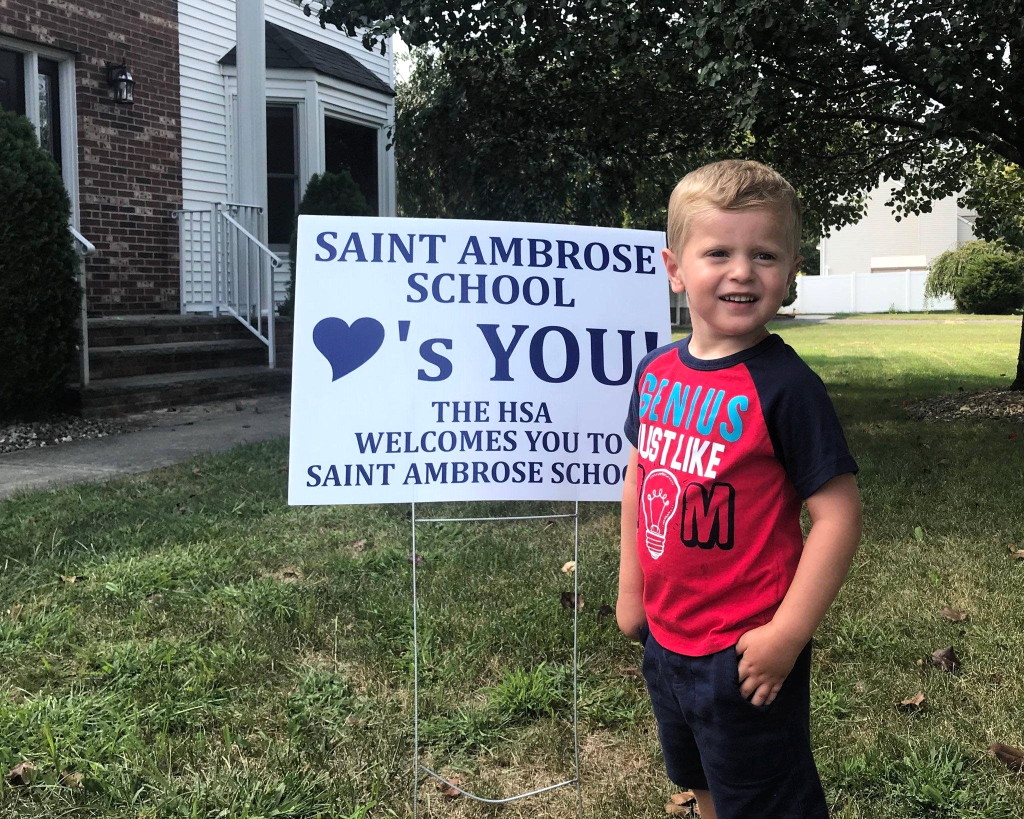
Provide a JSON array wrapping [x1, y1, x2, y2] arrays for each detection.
[[666, 160, 802, 256]]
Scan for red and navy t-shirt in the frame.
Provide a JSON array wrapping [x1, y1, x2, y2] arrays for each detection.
[[623, 334, 858, 657]]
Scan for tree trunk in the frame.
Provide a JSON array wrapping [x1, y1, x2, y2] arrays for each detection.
[[1012, 311, 1024, 391]]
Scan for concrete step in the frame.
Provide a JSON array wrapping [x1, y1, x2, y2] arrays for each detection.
[[80, 366, 291, 418], [89, 339, 269, 380]]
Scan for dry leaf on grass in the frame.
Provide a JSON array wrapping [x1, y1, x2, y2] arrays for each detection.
[[897, 692, 926, 712], [561, 560, 576, 574], [560, 591, 584, 612], [939, 607, 969, 622], [6, 604, 23, 621], [931, 646, 961, 673], [60, 575, 85, 584], [5, 761, 36, 787], [348, 539, 368, 552], [618, 666, 642, 679], [597, 603, 615, 623], [264, 567, 303, 583], [665, 791, 698, 815], [989, 742, 1024, 772], [437, 775, 463, 798]]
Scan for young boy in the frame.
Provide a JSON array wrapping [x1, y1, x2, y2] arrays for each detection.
[[617, 160, 862, 819]]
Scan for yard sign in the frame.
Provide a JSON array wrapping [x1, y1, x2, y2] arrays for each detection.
[[288, 216, 669, 505]]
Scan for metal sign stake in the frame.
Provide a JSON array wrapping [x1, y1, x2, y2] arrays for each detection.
[[409, 501, 584, 817]]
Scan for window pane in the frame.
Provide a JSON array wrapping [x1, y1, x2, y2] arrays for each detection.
[[37, 59, 62, 169], [0, 49, 25, 115], [266, 105, 296, 175], [267, 176, 298, 245], [324, 117, 378, 214]]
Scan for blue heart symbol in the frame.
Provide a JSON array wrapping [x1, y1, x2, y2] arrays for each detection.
[[312, 317, 385, 381]]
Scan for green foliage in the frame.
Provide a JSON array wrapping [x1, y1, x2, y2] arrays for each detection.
[[926, 241, 1024, 314], [0, 109, 81, 419], [281, 170, 374, 315], [395, 49, 713, 228], [484, 663, 569, 722], [782, 277, 798, 307], [319, 0, 1021, 236], [963, 159, 1024, 251]]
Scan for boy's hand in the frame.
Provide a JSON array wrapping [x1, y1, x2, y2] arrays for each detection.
[[735, 622, 806, 706]]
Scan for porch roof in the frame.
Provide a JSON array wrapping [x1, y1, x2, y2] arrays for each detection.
[[219, 21, 395, 97]]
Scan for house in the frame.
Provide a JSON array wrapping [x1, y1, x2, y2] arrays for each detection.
[[789, 179, 967, 313], [819, 178, 975, 277], [0, 0, 396, 414]]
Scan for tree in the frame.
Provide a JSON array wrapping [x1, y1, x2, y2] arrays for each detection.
[[0, 109, 81, 419], [395, 48, 737, 229], [310, 0, 1024, 387]]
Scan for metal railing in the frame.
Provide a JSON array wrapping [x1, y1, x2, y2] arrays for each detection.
[[173, 202, 281, 368], [69, 225, 96, 387]]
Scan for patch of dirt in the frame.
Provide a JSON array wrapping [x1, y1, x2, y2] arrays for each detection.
[[905, 388, 1024, 422], [0, 416, 137, 455]]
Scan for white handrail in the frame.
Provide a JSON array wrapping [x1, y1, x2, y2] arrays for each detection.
[[219, 209, 282, 267], [175, 203, 280, 368], [69, 224, 94, 387], [69, 224, 95, 256]]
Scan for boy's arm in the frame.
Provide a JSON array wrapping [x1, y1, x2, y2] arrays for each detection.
[[736, 473, 862, 706], [616, 448, 646, 641]]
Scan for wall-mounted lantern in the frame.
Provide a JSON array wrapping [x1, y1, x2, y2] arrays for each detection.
[[106, 63, 135, 104]]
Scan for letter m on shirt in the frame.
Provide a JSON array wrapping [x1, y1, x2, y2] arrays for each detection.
[[681, 482, 735, 550]]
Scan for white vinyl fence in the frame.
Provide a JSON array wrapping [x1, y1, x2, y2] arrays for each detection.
[[790, 270, 955, 314]]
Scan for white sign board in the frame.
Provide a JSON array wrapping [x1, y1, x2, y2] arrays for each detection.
[[288, 217, 669, 505]]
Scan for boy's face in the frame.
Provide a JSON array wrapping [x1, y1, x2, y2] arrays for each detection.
[[663, 207, 801, 358]]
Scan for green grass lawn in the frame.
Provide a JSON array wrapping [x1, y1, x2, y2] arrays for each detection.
[[1, 323, 1023, 818], [813, 312, 1021, 322]]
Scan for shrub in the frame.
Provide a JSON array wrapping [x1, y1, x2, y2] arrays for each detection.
[[782, 276, 798, 308], [0, 109, 81, 419], [280, 170, 374, 315], [925, 240, 1024, 314]]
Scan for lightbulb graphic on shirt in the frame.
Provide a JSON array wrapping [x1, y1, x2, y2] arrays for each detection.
[[641, 469, 681, 560]]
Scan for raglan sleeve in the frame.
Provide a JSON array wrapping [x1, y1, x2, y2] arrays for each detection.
[[623, 352, 655, 448], [761, 365, 859, 499]]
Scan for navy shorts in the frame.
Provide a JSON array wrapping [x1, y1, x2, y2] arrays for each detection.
[[640, 625, 828, 818]]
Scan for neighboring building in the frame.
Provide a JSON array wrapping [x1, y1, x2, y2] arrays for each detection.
[[819, 178, 976, 277], [0, 0, 396, 316]]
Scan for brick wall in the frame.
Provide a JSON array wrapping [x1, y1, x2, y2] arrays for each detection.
[[1, 0, 183, 315]]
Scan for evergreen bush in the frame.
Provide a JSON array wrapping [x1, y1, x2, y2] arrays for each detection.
[[280, 170, 374, 315], [926, 240, 1024, 314], [0, 109, 81, 419]]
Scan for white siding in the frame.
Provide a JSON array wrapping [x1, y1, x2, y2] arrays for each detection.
[[820, 178, 976, 277], [178, 0, 394, 209]]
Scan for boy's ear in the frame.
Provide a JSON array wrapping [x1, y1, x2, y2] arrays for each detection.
[[663, 248, 685, 294]]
